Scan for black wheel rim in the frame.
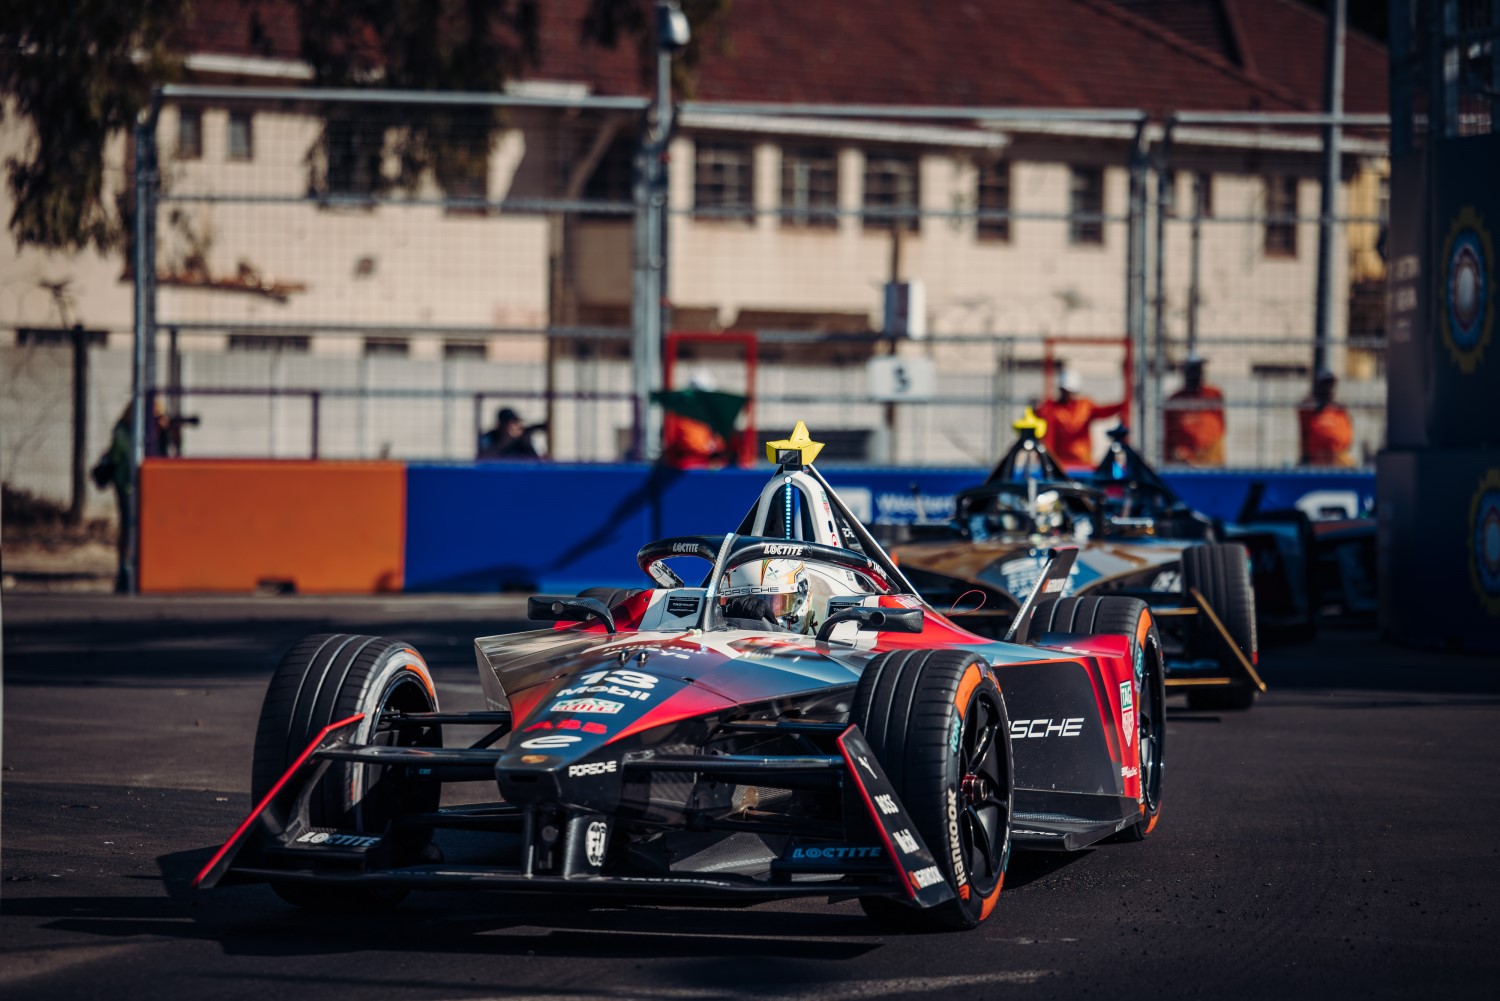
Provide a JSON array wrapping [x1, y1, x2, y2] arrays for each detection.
[[356, 673, 437, 832], [1137, 642, 1164, 814], [957, 685, 1009, 894]]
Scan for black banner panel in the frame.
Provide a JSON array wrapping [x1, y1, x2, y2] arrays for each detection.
[[1384, 150, 1430, 450], [1378, 448, 1500, 653]]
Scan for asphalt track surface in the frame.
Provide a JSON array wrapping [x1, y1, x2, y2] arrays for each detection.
[[3, 594, 1498, 1000]]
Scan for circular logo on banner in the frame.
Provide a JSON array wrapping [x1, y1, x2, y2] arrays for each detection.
[[1441, 206, 1495, 375], [1470, 469, 1500, 616]]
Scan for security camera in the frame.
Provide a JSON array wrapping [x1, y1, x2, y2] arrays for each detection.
[[658, 1, 691, 51]]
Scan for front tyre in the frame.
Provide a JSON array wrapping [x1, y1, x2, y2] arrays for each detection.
[[251, 634, 441, 911], [852, 649, 1013, 931]]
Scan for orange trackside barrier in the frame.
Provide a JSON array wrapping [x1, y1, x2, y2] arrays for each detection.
[[139, 459, 405, 594]]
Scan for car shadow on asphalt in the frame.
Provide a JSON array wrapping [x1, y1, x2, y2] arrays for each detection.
[[5, 840, 1094, 957], [6, 846, 889, 959]]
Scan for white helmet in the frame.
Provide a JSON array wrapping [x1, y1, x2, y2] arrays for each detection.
[[721, 559, 813, 633]]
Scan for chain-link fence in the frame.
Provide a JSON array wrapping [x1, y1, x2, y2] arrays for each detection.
[[1151, 115, 1390, 468], [142, 86, 650, 463], [136, 98, 1158, 469], [3, 93, 1398, 522]]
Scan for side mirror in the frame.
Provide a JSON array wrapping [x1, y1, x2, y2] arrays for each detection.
[[816, 606, 924, 642], [528, 595, 617, 634]]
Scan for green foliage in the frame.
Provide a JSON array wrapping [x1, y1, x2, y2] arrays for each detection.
[[0, 0, 186, 251]]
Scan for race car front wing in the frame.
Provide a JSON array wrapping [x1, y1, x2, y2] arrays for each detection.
[[195, 713, 956, 909]]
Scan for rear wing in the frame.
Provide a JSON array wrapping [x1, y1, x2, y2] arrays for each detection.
[[1003, 546, 1079, 645]]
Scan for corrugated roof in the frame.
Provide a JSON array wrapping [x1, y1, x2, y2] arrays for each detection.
[[175, 0, 1385, 116]]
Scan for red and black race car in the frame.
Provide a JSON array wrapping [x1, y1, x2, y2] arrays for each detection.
[[196, 426, 1166, 931]]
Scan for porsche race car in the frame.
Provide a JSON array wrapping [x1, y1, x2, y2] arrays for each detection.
[[195, 425, 1167, 931]]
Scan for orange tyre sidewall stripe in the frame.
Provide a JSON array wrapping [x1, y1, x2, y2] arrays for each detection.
[[401, 659, 436, 700], [953, 662, 984, 719], [954, 659, 1004, 919], [980, 876, 1004, 919], [1135, 609, 1152, 650]]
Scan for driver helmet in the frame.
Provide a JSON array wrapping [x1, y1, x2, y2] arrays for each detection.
[[721, 558, 812, 633]]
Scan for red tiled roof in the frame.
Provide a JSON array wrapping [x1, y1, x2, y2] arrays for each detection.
[[530, 0, 1312, 114], [175, 0, 301, 62], [1223, 0, 1388, 113], [176, 0, 1385, 117], [1115, 0, 1388, 112]]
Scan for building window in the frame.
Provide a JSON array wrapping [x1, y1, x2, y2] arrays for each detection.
[[364, 336, 409, 357], [1265, 175, 1298, 257], [321, 117, 381, 199], [863, 151, 920, 232], [1167, 171, 1213, 219], [17, 327, 106, 347], [976, 160, 1012, 242], [694, 140, 754, 221], [227, 110, 254, 161], [443, 340, 487, 361], [177, 108, 203, 160], [780, 145, 838, 228], [228, 333, 310, 352], [1193, 172, 1214, 218], [1069, 165, 1105, 245], [436, 114, 492, 209]]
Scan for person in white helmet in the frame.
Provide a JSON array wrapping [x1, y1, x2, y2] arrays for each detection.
[[1036, 365, 1125, 468], [719, 558, 818, 634]]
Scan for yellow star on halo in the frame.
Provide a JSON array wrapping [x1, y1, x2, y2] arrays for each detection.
[[765, 420, 825, 466], [1013, 406, 1048, 440]]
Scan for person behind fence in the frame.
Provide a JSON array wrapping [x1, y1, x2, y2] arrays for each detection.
[[1163, 354, 1226, 466], [1036, 367, 1126, 468], [1298, 369, 1355, 467], [91, 401, 171, 592], [660, 370, 730, 470], [478, 406, 542, 460]]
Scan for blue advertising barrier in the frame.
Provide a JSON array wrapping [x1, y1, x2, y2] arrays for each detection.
[[404, 462, 1375, 593]]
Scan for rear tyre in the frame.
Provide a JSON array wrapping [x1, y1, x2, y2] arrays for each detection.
[[1181, 543, 1258, 710], [1032, 596, 1165, 840], [252, 634, 441, 912], [852, 649, 1012, 931]]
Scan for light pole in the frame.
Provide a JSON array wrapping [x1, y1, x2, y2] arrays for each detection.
[[630, 1, 689, 461]]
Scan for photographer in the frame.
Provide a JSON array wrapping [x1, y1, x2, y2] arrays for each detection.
[[91, 399, 197, 590], [477, 406, 545, 460]]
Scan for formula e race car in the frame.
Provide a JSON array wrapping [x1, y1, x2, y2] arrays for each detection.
[[195, 425, 1166, 932], [891, 414, 1265, 710]]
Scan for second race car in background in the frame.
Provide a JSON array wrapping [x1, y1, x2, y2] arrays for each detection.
[[892, 414, 1266, 710]]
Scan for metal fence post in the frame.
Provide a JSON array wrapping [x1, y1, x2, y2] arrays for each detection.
[[1126, 118, 1150, 446], [1149, 118, 1177, 467], [128, 98, 161, 594], [1313, 0, 1347, 379]]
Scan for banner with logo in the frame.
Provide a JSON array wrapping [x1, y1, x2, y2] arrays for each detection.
[[1427, 133, 1500, 448]]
